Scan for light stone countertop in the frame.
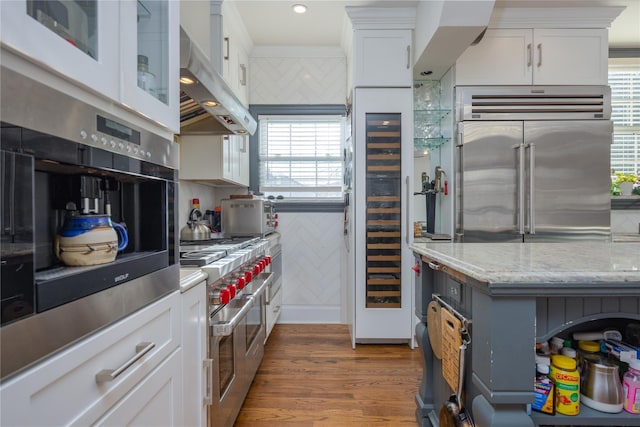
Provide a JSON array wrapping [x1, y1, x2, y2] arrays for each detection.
[[179, 268, 208, 293], [410, 242, 640, 289]]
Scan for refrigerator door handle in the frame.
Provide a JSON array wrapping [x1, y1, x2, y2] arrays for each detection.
[[527, 143, 536, 234], [513, 143, 525, 235]]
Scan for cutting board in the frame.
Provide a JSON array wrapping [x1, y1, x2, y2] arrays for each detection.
[[427, 300, 442, 359], [441, 306, 462, 392]]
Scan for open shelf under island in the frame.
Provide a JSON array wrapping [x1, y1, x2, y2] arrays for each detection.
[[410, 242, 640, 427]]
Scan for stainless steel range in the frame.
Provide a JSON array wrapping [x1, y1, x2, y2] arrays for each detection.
[[180, 236, 272, 427]]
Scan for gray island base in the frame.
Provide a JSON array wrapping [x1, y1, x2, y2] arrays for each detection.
[[410, 242, 640, 427]]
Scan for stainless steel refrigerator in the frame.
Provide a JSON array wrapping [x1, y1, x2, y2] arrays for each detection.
[[455, 86, 613, 242]]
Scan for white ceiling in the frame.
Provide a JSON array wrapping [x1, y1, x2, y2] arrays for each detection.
[[229, 0, 640, 49]]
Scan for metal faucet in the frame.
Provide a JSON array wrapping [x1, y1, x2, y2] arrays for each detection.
[[434, 166, 446, 194]]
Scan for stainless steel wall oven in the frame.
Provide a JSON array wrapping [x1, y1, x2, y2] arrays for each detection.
[[0, 66, 179, 379]]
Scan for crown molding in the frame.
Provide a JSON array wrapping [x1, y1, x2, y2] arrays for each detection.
[[345, 7, 416, 30], [489, 6, 625, 29]]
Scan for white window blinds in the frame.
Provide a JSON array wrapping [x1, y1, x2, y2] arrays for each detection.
[[609, 62, 640, 175], [258, 115, 344, 199]]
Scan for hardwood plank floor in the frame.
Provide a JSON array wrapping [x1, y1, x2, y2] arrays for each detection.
[[235, 324, 422, 427]]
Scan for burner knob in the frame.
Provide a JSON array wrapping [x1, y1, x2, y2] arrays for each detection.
[[274, 221, 279, 227], [219, 288, 230, 304], [274, 213, 279, 219], [227, 284, 236, 298], [260, 260, 266, 270], [236, 277, 246, 289], [245, 271, 252, 283], [253, 264, 260, 275], [265, 256, 271, 265]]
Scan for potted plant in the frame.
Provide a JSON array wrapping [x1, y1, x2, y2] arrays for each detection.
[[614, 172, 638, 196]]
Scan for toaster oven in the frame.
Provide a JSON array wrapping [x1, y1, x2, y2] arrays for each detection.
[[221, 199, 277, 237]]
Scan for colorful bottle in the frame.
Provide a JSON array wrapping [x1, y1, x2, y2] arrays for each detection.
[[550, 354, 580, 416], [532, 363, 555, 415], [623, 358, 640, 414]]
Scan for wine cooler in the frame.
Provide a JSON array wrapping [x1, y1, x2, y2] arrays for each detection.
[[366, 113, 402, 308], [349, 87, 414, 345]]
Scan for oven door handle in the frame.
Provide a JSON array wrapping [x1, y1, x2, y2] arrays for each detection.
[[211, 298, 253, 337]]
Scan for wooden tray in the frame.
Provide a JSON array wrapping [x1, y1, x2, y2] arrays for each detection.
[[441, 306, 462, 392]]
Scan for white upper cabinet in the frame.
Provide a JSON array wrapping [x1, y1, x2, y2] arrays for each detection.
[[0, 0, 179, 133], [455, 28, 608, 86], [120, 0, 180, 132], [353, 29, 413, 87], [179, 134, 249, 187], [220, 3, 251, 106], [0, 1, 120, 100]]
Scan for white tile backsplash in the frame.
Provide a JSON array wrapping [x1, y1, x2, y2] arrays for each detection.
[[250, 52, 346, 105]]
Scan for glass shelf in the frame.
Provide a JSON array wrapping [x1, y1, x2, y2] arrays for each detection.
[[414, 109, 451, 123], [414, 137, 450, 151]]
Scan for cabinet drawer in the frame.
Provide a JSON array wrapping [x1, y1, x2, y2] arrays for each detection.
[[0, 291, 181, 426]]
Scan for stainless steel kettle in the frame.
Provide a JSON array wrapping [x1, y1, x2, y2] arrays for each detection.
[[180, 208, 211, 241]]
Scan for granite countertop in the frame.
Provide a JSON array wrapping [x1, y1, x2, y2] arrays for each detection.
[[410, 242, 640, 288]]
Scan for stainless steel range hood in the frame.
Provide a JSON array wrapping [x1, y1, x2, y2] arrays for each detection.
[[179, 27, 257, 136]]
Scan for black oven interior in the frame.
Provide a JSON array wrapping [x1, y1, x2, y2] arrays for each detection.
[[1, 122, 177, 325]]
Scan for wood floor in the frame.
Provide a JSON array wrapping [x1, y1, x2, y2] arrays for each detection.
[[235, 324, 422, 427]]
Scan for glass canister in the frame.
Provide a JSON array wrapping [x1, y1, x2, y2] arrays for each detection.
[[137, 54, 156, 95], [550, 354, 580, 416]]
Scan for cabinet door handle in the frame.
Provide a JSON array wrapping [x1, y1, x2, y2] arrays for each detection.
[[537, 43, 542, 67], [239, 64, 247, 86], [224, 37, 230, 60], [95, 342, 155, 383], [203, 358, 213, 405], [526, 43, 532, 67], [405, 175, 410, 244], [406, 45, 411, 69]]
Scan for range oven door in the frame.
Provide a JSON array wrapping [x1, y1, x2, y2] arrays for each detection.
[[209, 295, 251, 427], [244, 291, 265, 380]]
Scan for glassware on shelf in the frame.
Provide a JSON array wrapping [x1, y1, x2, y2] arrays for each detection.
[[414, 80, 439, 110]]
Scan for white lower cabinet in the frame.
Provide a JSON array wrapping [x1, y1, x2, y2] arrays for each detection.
[[181, 280, 208, 427], [93, 348, 183, 426], [0, 291, 182, 427]]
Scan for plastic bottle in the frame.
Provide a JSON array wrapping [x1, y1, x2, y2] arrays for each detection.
[[550, 354, 580, 416], [623, 358, 640, 414], [550, 336, 564, 354], [577, 340, 602, 374], [192, 198, 200, 210]]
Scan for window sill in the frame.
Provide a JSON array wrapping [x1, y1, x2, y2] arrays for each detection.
[[611, 195, 640, 210], [274, 200, 344, 213]]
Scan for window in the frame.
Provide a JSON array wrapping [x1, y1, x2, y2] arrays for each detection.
[[609, 58, 640, 176], [258, 115, 344, 200]]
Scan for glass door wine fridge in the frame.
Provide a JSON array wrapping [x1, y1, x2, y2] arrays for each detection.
[[349, 88, 414, 345]]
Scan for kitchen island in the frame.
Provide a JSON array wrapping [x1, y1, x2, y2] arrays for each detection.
[[410, 242, 640, 427]]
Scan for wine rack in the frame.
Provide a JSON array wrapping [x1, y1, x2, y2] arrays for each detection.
[[365, 113, 402, 308]]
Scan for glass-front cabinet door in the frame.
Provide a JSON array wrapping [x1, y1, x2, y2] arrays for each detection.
[[0, 0, 119, 100], [120, 0, 179, 133]]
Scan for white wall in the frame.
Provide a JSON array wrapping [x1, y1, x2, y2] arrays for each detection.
[[276, 212, 345, 324], [248, 46, 348, 323]]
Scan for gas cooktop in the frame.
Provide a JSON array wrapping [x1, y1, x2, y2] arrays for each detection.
[[179, 236, 261, 266]]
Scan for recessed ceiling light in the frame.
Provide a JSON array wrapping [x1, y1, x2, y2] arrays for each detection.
[[203, 100, 219, 107], [180, 76, 195, 85], [292, 4, 307, 14]]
